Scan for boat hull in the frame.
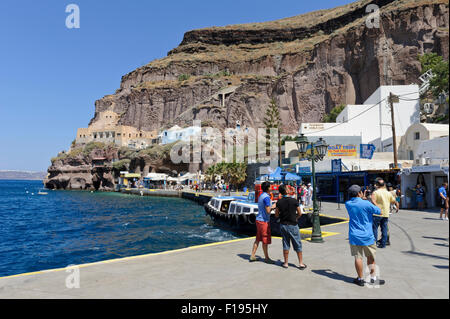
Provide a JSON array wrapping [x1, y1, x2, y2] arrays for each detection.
[[204, 203, 311, 237]]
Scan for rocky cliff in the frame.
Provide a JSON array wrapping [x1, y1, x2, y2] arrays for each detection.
[[92, 0, 448, 134], [45, 143, 188, 190]]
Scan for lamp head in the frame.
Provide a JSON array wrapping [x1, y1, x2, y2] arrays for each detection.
[[314, 138, 328, 160], [295, 134, 309, 155]]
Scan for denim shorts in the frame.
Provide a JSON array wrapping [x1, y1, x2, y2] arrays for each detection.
[[280, 224, 302, 252]]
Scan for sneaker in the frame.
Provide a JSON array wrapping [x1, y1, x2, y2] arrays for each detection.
[[445, 217, 449, 221], [370, 278, 386, 285], [386, 241, 391, 246], [249, 256, 257, 262], [353, 278, 365, 287]]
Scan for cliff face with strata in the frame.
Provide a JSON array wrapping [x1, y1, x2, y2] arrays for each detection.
[[45, 144, 188, 191], [92, 0, 448, 134]]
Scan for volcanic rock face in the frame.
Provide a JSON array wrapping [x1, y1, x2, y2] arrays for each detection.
[[45, 148, 118, 191], [90, 0, 448, 134], [44, 144, 189, 190]]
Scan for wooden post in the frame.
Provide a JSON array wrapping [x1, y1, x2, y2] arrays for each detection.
[[388, 92, 400, 169]]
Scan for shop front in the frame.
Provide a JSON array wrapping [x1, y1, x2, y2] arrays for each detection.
[[401, 164, 449, 209]]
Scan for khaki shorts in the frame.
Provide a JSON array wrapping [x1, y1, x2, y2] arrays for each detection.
[[350, 244, 376, 260]]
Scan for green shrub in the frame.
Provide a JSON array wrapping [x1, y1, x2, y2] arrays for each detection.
[[323, 104, 346, 123], [178, 74, 191, 81], [51, 152, 69, 163], [419, 53, 449, 98], [137, 142, 177, 160], [68, 148, 83, 158], [112, 159, 131, 171], [83, 142, 106, 155]]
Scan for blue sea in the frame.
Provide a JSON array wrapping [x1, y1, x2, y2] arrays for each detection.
[[0, 180, 244, 277]]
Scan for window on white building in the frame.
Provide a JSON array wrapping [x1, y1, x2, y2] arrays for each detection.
[[414, 132, 420, 140]]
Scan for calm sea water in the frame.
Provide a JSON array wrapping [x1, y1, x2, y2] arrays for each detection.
[[0, 180, 244, 277]]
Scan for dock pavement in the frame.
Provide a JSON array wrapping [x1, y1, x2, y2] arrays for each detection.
[[0, 201, 448, 299]]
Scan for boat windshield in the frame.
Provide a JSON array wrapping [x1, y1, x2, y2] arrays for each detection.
[[221, 201, 229, 213]]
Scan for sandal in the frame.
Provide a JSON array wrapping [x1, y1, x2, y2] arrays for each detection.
[[249, 256, 257, 262], [281, 263, 288, 269], [299, 264, 307, 270]]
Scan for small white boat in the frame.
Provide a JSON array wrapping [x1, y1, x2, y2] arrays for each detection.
[[204, 192, 279, 233], [38, 190, 48, 195]]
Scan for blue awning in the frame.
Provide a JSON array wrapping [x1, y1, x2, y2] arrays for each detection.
[[284, 172, 301, 181], [269, 167, 283, 180]]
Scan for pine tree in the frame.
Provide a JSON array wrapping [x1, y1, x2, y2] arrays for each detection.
[[263, 99, 281, 130], [263, 99, 282, 164]]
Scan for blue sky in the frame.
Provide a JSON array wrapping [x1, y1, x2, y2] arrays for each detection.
[[0, 0, 354, 171]]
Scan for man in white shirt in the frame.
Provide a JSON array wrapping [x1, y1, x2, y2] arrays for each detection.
[[306, 183, 313, 207]]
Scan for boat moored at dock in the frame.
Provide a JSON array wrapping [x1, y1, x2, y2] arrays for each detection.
[[204, 192, 284, 235]]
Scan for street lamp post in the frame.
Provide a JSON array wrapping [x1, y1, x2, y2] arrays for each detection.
[[295, 134, 328, 243]]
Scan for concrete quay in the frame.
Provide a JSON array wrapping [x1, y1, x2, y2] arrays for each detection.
[[121, 188, 245, 205], [0, 201, 448, 299]]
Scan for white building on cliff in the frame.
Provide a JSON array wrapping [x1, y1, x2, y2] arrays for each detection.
[[299, 85, 420, 152], [75, 110, 157, 149]]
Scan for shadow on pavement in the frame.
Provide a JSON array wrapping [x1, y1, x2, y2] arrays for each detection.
[[433, 265, 449, 269], [403, 250, 449, 261], [311, 269, 354, 284], [237, 254, 298, 268], [423, 236, 448, 241], [237, 253, 253, 261]]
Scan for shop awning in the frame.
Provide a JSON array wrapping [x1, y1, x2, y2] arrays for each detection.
[[284, 172, 301, 181], [145, 173, 168, 181], [124, 173, 141, 178], [178, 173, 199, 182]]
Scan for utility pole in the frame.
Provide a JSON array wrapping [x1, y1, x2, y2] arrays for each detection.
[[388, 92, 400, 169], [278, 131, 282, 168]]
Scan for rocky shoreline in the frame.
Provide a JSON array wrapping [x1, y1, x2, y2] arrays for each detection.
[[44, 142, 189, 191]]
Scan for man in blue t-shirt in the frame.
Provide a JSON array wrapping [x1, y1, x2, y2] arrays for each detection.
[[250, 181, 275, 264], [439, 182, 448, 220], [345, 185, 385, 287]]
